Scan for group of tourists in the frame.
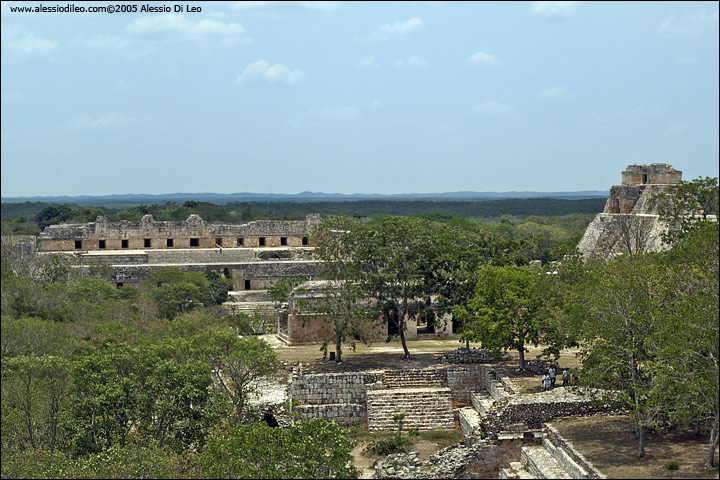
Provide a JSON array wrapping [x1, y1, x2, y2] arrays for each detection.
[[541, 365, 570, 391]]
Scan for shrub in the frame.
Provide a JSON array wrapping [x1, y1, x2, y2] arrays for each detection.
[[665, 461, 679, 471]]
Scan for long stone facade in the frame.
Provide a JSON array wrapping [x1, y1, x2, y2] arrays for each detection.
[[577, 164, 681, 259], [32, 214, 322, 293], [38, 214, 320, 251]]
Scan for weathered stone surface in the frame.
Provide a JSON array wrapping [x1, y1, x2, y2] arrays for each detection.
[[436, 347, 495, 364], [38, 214, 318, 251], [578, 164, 681, 260]]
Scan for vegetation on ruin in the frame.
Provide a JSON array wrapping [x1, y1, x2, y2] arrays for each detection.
[[1, 177, 718, 477]]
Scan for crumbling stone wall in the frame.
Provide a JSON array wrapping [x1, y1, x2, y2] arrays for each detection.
[[437, 347, 495, 364], [480, 389, 610, 437], [1, 235, 38, 255]]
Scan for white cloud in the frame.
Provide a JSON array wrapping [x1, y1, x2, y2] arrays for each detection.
[[539, 85, 568, 98], [466, 51, 495, 64], [356, 56, 379, 68], [236, 60, 305, 85], [2, 31, 58, 55], [288, 106, 359, 129], [127, 14, 245, 37], [361, 17, 424, 41], [380, 17, 424, 35], [531, 1, 577, 17], [659, 10, 718, 38], [69, 112, 136, 132], [473, 102, 513, 114], [369, 100, 384, 109], [393, 56, 429, 69], [231, 1, 338, 11]]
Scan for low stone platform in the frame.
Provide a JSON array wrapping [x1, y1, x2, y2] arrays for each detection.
[[367, 387, 454, 431]]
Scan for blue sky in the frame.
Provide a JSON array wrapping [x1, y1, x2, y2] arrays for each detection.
[[1, 1, 718, 197]]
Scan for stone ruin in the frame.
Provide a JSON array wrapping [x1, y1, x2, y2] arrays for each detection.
[[577, 163, 681, 260], [287, 356, 618, 479]]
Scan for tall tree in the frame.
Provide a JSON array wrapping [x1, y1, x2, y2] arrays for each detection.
[[308, 216, 377, 362], [465, 265, 546, 370], [358, 216, 436, 359], [192, 329, 282, 422], [649, 222, 719, 467], [568, 254, 661, 458]]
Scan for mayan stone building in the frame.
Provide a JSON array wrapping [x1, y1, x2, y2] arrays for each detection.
[[37, 213, 318, 252], [577, 163, 681, 259], [33, 214, 322, 291]]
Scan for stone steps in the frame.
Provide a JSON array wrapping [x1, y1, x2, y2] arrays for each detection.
[[383, 370, 446, 389], [367, 387, 454, 431], [520, 445, 571, 479]]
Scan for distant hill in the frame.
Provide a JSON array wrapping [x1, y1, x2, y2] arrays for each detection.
[[1, 190, 607, 205]]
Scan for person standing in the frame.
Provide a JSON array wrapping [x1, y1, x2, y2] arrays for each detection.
[[549, 365, 556, 388], [562, 368, 569, 386], [542, 372, 550, 392]]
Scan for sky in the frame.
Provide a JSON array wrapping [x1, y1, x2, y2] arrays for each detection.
[[1, 1, 718, 197]]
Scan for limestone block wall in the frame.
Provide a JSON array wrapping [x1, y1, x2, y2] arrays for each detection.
[[290, 372, 370, 405], [437, 347, 495, 364], [286, 313, 388, 345], [543, 424, 606, 479], [383, 368, 447, 388], [290, 371, 374, 426], [297, 404, 367, 426], [446, 365, 487, 404]]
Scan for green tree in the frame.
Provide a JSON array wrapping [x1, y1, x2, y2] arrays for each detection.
[[466, 265, 546, 370], [649, 222, 719, 467], [652, 176, 719, 244], [569, 255, 660, 457], [192, 329, 282, 422], [197, 418, 358, 479], [67, 343, 153, 455], [309, 216, 377, 362], [203, 271, 233, 305], [1, 355, 71, 453], [137, 358, 219, 451], [358, 217, 436, 359]]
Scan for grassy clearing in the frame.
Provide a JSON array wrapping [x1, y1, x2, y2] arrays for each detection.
[[550, 415, 719, 479]]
